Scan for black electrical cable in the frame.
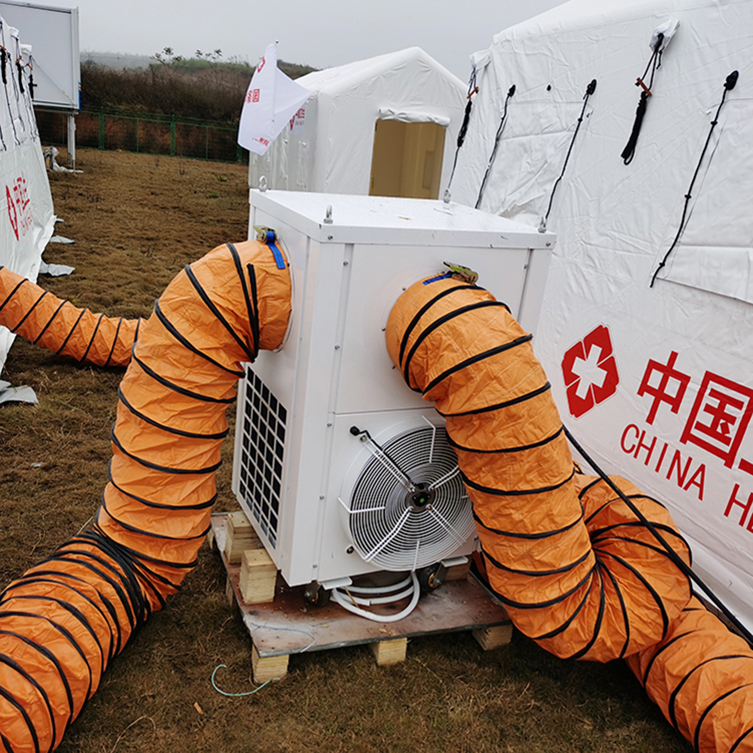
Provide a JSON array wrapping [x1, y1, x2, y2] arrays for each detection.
[[475, 84, 516, 209], [542, 79, 597, 228], [563, 423, 753, 648], [650, 70, 739, 287]]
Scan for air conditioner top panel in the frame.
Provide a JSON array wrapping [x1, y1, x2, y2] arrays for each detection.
[[250, 190, 554, 249]]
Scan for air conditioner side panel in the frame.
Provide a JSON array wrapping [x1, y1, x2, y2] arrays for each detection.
[[279, 240, 350, 585], [233, 219, 349, 585], [262, 236, 352, 585]]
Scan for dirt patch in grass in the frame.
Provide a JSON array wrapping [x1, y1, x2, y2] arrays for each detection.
[[0, 148, 690, 752]]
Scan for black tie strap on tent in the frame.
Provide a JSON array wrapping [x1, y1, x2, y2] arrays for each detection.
[[0, 21, 26, 147], [621, 19, 679, 165], [445, 65, 478, 199], [474, 84, 515, 210], [650, 70, 739, 288], [540, 79, 597, 232]]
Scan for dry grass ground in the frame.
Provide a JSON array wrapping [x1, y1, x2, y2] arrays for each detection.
[[0, 149, 690, 752]]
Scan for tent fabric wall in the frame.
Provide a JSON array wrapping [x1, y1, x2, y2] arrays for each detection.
[[451, 0, 753, 633], [0, 17, 56, 374], [248, 47, 466, 196]]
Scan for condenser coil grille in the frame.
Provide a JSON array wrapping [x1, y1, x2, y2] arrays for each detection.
[[347, 425, 473, 571], [237, 366, 287, 548]]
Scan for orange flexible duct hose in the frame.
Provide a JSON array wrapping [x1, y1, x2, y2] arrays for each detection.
[[0, 265, 144, 368], [0, 241, 291, 751], [386, 276, 753, 752], [385, 277, 691, 660], [627, 597, 753, 752], [4, 250, 751, 751]]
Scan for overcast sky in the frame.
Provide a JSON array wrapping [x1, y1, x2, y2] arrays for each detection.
[[59, 0, 567, 80]]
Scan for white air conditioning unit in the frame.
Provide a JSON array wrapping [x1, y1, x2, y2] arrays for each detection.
[[232, 190, 554, 591]]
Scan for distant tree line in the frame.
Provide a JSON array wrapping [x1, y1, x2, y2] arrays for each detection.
[[80, 49, 317, 123]]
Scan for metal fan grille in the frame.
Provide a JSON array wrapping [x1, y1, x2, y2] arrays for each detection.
[[348, 425, 473, 571]]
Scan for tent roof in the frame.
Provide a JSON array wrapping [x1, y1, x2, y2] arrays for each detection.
[[496, 0, 694, 38], [297, 46, 465, 97]]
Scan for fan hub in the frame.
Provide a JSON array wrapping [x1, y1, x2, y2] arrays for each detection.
[[407, 483, 435, 512]]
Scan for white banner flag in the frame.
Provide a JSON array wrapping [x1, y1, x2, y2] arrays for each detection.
[[238, 42, 311, 156]]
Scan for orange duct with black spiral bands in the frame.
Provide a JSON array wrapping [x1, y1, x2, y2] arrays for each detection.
[[0, 240, 291, 751], [386, 276, 753, 752], [2, 253, 753, 752], [0, 266, 144, 368]]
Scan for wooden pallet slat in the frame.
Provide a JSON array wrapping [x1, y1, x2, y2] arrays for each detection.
[[473, 624, 513, 651], [224, 510, 262, 565], [252, 644, 289, 683], [371, 637, 408, 666], [239, 548, 277, 605], [211, 512, 512, 681]]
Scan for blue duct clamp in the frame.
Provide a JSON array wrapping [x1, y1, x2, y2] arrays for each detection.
[[253, 225, 286, 270]]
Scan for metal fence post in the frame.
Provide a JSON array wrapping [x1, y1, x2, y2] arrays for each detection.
[[98, 109, 105, 151], [170, 116, 176, 157]]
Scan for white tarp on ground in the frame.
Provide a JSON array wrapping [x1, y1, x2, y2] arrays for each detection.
[[248, 47, 466, 195], [0, 17, 56, 374], [451, 0, 753, 631]]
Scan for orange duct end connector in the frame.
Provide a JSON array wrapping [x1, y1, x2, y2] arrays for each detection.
[[0, 265, 145, 367], [0, 240, 293, 752]]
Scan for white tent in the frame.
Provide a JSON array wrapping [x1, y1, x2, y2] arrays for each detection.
[[248, 47, 466, 199], [0, 16, 56, 374], [451, 0, 753, 631]]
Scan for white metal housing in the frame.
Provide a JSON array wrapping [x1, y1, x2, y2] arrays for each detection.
[[0, 1, 80, 111], [232, 190, 554, 588]]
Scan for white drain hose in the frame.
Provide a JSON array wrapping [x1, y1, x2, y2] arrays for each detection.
[[331, 572, 421, 623]]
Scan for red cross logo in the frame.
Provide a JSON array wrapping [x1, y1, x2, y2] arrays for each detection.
[[561, 325, 620, 418]]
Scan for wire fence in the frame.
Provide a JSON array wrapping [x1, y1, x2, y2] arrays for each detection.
[[36, 108, 248, 164]]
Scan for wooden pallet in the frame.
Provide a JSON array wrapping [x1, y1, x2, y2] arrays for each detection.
[[210, 512, 513, 683]]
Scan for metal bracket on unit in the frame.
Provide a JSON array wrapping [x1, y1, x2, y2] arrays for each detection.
[[318, 576, 353, 591]]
